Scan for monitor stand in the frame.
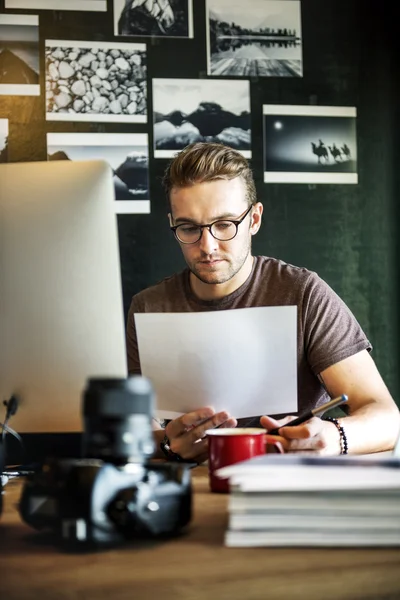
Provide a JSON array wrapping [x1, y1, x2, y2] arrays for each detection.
[[4, 432, 83, 469]]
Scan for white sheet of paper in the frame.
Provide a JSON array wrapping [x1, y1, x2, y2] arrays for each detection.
[[135, 306, 297, 419]]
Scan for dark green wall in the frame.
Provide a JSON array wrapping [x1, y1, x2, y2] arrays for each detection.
[[0, 1, 398, 402]]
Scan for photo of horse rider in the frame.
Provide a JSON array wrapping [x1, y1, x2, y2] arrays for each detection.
[[311, 140, 352, 164], [263, 105, 357, 184]]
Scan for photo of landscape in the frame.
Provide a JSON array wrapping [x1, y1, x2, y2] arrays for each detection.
[[114, 0, 194, 38], [0, 119, 8, 162], [153, 78, 251, 158], [263, 105, 358, 184], [0, 14, 40, 96], [47, 132, 150, 213], [207, 0, 302, 77]]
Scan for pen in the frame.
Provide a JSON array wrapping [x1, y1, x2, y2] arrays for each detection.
[[268, 394, 348, 435]]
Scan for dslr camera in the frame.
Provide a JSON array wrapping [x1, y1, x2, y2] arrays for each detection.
[[19, 377, 192, 547]]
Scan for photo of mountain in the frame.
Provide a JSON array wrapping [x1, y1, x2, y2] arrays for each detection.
[[153, 78, 251, 158], [263, 105, 358, 184], [5, 0, 107, 10], [47, 133, 150, 213], [0, 14, 40, 96], [207, 0, 302, 77], [114, 0, 193, 38], [0, 119, 9, 163], [45, 40, 147, 123]]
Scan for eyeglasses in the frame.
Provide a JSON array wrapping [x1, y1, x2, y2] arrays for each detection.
[[170, 205, 253, 245]]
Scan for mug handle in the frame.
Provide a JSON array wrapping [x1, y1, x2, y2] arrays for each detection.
[[264, 433, 285, 454]]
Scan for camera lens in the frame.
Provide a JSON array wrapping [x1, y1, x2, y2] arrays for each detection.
[[82, 376, 155, 465]]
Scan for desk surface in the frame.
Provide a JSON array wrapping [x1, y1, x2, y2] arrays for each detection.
[[1, 466, 400, 600]]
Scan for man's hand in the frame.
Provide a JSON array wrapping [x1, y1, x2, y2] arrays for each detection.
[[165, 407, 237, 463], [260, 415, 342, 455]]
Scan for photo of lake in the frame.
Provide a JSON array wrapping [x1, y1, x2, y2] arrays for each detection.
[[206, 0, 302, 77], [153, 78, 251, 158]]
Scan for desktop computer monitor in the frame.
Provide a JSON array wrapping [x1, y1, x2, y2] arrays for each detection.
[[0, 159, 128, 464]]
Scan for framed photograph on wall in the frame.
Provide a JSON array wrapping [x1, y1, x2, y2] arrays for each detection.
[[47, 132, 150, 214], [5, 1, 107, 10], [263, 105, 358, 184], [0, 14, 40, 96], [114, 0, 194, 38], [45, 40, 147, 123], [153, 78, 251, 158], [0, 119, 8, 162], [206, 0, 302, 77]]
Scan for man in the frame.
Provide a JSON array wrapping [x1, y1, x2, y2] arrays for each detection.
[[126, 142, 399, 463]]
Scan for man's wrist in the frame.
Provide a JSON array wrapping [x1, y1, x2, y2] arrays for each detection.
[[160, 433, 185, 461], [324, 417, 348, 454]]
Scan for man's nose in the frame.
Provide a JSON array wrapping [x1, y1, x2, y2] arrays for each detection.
[[199, 227, 218, 254]]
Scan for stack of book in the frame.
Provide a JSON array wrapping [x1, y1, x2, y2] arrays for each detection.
[[216, 454, 400, 547]]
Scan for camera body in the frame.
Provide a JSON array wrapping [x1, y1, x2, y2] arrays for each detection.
[[20, 458, 191, 546], [18, 376, 192, 547]]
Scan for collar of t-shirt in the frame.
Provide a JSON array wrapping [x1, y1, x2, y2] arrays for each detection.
[[182, 255, 259, 309]]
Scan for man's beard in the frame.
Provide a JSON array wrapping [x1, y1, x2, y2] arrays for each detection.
[[187, 241, 251, 286]]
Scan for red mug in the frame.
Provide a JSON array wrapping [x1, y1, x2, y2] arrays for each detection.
[[206, 428, 284, 493]]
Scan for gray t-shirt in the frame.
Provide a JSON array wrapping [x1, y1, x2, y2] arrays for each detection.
[[126, 256, 371, 421]]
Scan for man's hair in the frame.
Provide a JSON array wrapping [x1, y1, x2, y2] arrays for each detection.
[[162, 142, 257, 207]]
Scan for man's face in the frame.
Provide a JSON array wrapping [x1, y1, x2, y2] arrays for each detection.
[[169, 177, 262, 286]]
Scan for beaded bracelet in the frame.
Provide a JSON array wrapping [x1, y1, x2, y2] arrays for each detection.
[[324, 417, 348, 455]]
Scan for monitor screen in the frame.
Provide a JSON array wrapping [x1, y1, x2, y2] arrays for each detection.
[[0, 160, 127, 463]]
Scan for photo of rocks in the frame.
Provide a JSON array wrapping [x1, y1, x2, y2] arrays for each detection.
[[0, 119, 8, 162], [114, 0, 194, 38], [263, 105, 358, 184], [153, 78, 251, 158], [47, 132, 150, 214], [5, 0, 107, 10], [207, 0, 302, 77], [0, 14, 40, 96], [45, 40, 147, 122]]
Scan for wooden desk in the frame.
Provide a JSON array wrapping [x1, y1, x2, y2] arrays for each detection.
[[1, 466, 400, 600]]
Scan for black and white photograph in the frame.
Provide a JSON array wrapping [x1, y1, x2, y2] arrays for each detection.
[[0, 119, 9, 162], [0, 14, 40, 96], [5, 0, 107, 10], [263, 105, 358, 184], [207, 0, 302, 77], [153, 78, 251, 159], [114, 0, 194, 38], [47, 133, 150, 214], [45, 40, 147, 123]]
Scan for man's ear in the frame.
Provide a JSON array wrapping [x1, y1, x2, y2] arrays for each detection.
[[168, 212, 173, 226], [250, 202, 263, 235]]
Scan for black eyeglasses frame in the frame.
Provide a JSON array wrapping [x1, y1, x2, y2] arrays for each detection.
[[170, 205, 253, 245]]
